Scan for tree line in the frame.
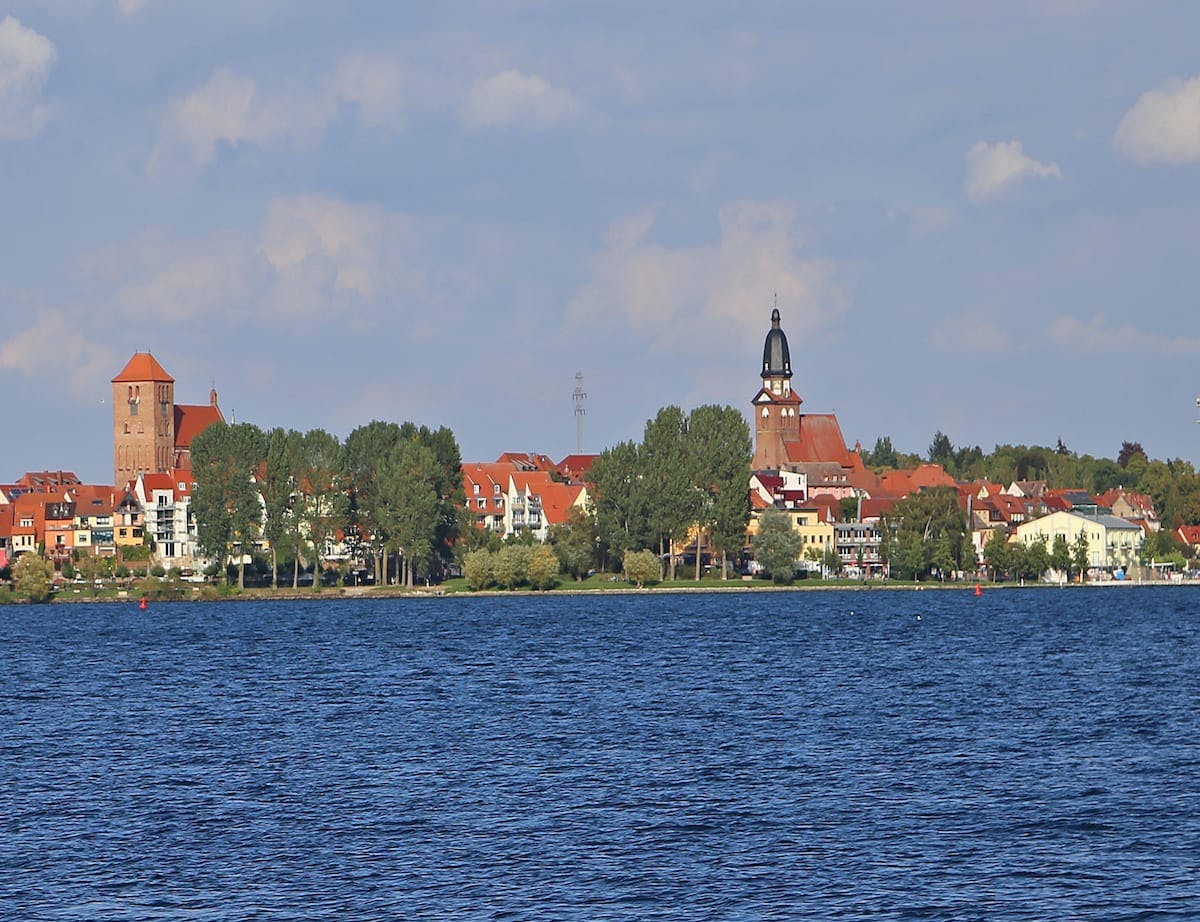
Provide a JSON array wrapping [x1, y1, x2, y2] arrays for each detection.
[[190, 420, 463, 588], [587, 404, 753, 579]]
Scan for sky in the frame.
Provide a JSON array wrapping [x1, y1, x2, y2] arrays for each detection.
[[3, 1, 1200, 485]]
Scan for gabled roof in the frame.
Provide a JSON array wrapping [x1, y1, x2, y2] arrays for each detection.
[[495, 452, 558, 472], [18, 471, 81, 490], [113, 352, 174, 383], [782, 414, 863, 471], [174, 404, 224, 451], [557, 454, 598, 481], [539, 482, 586, 526], [1177, 525, 1200, 545]]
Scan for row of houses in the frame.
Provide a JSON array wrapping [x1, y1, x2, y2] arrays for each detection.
[[749, 463, 1175, 576], [0, 469, 202, 571]]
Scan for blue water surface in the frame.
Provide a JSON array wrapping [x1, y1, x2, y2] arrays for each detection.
[[1, 587, 1198, 920]]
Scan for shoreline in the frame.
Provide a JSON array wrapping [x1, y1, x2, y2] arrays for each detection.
[[37, 577, 1198, 604]]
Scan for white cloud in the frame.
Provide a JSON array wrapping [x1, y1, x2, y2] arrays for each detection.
[[112, 228, 271, 323], [0, 309, 116, 394], [1046, 314, 1200, 356], [568, 201, 842, 351], [461, 68, 581, 129], [102, 195, 436, 330], [0, 15, 56, 141], [1114, 75, 1200, 164], [151, 68, 335, 168], [152, 56, 411, 169], [332, 53, 409, 129], [964, 140, 1062, 202]]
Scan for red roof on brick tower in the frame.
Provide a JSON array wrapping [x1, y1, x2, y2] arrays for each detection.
[[112, 352, 174, 383]]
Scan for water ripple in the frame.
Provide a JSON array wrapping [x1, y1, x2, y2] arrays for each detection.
[[1, 588, 1197, 919]]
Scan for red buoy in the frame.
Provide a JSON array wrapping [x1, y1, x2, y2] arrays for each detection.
[[139, 596, 148, 610], [974, 583, 982, 597]]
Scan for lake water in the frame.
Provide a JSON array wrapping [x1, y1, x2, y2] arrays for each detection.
[[2, 587, 1197, 920]]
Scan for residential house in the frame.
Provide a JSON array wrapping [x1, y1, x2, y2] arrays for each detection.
[[134, 470, 199, 564], [1015, 510, 1144, 573], [0, 506, 11, 568], [1095, 489, 1160, 532], [114, 488, 145, 548]]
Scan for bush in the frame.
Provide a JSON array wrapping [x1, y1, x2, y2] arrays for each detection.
[[139, 574, 185, 601], [13, 554, 55, 603], [150, 564, 166, 578], [623, 549, 661, 588], [493, 544, 531, 589], [123, 544, 152, 562], [527, 544, 561, 590], [115, 564, 130, 579], [463, 550, 494, 591]]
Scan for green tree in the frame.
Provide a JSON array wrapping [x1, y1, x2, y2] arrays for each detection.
[[642, 406, 699, 579], [932, 534, 955, 580], [549, 506, 599, 580], [622, 548, 661, 588], [1020, 535, 1050, 581], [191, 421, 267, 589], [261, 427, 303, 588], [687, 404, 752, 580], [929, 430, 954, 468], [982, 530, 1012, 581], [527, 544, 560, 590], [1071, 531, 1090, 581], [866, 435, 899, 469], [589, 440, 652, 566], [377, 437, 441, 587], [344, 421, 403, 584], [295, 429, 346, 588], [752, 507, 802, 584], [879, 486, 969, 580], [462, 549, 493, 590], [1051, 534, 1070, 576], [13, 554, 54, 603]]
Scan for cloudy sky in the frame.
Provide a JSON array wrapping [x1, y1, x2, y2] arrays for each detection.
[[3, 1, 1200, 484]]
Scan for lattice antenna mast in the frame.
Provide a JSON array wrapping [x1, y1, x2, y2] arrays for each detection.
[[573, 372, 587, 454]]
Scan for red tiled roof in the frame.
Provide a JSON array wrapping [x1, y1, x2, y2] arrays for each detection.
[[1177, 525, 1200, 545], [539, 482, 585, 526], [174, 404, 224, 450], [495, 452, 558, 472], [783, 414, 864, 471], [557, 454, 598, 481], [113, 352, 174, 383]]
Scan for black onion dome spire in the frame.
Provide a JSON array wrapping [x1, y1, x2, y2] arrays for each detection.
[[761, 308, 792, 378]]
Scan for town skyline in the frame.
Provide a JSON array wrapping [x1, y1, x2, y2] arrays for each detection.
[[4, 3, 1200, 483]]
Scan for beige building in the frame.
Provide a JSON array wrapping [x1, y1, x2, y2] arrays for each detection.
[[1014, 510, 1143, 572]]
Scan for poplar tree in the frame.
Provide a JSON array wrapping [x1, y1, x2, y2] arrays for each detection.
[[687, 404, 752, 579], [191, 421, 266, 589]]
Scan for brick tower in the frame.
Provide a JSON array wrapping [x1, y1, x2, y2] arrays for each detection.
[[751, 308, 803, 470], [112, 353, 176, 486]]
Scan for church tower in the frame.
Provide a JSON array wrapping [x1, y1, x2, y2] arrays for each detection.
[[112, 353, 176, 486], [751, 308, 803, 470]]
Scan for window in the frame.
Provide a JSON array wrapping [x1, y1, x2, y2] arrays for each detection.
[[476, 498, 486, 509]]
